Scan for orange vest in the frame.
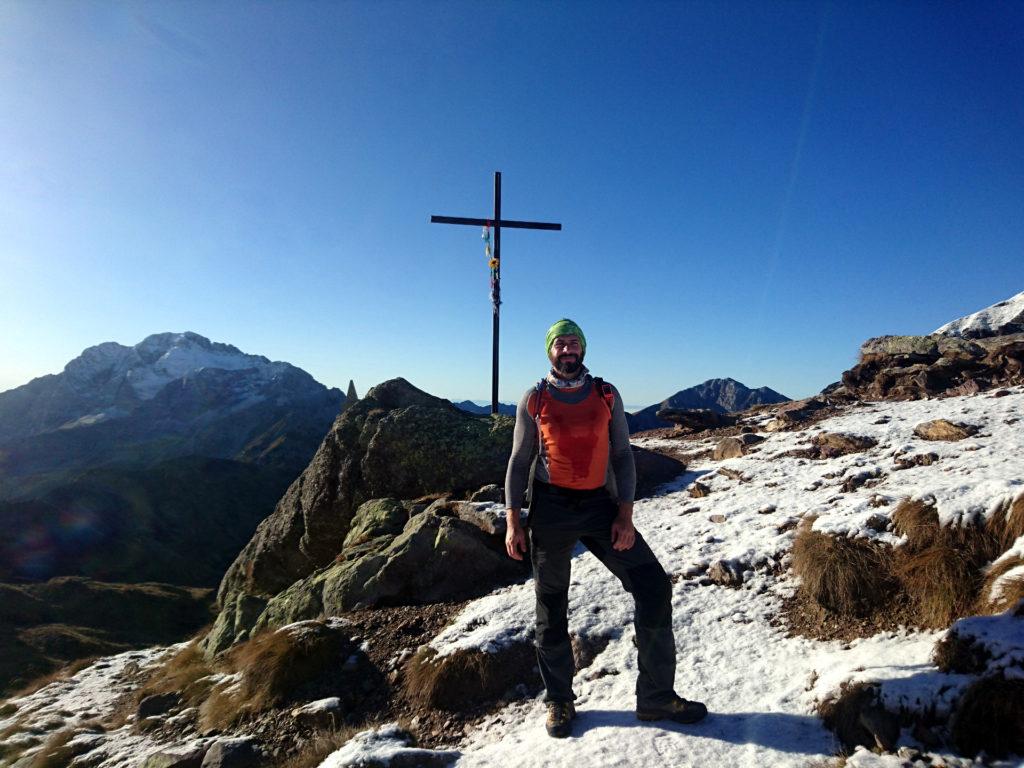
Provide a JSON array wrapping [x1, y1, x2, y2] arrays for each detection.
[[531, 383, 612, 490]]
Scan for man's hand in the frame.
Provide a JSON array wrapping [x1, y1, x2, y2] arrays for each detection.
[[505, 510, 527, 560], [611, 502, 635, 551]]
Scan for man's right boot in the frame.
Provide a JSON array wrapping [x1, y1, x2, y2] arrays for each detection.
[[545, 701, 576, 738], [636, 695, 708, 724]]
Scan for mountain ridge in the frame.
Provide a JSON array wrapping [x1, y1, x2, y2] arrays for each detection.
[[626, 377, 790, 433]]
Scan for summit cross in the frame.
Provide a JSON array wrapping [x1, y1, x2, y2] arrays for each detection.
[[431, 171, 561, 415]]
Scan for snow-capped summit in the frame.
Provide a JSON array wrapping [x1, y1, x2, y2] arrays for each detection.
[[933, 290, 1024, 339], [64, 331, 292, 400], [0, 332, 345, 469]]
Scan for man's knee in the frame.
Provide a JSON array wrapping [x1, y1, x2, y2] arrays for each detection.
[[628, 563, 673, 628], [535, 588, 570, 645]]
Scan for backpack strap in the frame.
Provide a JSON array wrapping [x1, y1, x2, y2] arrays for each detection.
[[531, 379, 548, 421], [592, 377, 615, 414]]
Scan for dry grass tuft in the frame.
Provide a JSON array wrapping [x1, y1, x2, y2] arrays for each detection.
[[816, 682, 880, 753], [403, 642, 537, 712], [276, 726, 362, 768], [891, 498, 1012, 626], [25, 729, 76, 768], [951, 675, 1024, 758], [988, 494, 1024, 552], [792, 521, 897, 617], [200, 621, 353, 730], [891, 499, 940, 546], [979, 554, 1024, 614], [136, 639, 212, 707], [932, 630, 991, 675], [896, 544, 980, 628]]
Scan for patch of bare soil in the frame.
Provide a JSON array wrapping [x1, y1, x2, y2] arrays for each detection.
[[774, 588, 919, 643]]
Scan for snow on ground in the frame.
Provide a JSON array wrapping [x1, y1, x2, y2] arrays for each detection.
[[0, 644, 215, 767], [5, 388, 1024, 767], [934, 290, 1024, 336], [336, 387, 1024, 767]]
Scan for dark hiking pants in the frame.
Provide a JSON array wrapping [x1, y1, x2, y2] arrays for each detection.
[[527, 481, 676, 709]]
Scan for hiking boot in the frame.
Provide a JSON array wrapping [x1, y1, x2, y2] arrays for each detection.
[[545, 701, 576, 738], [637, 695, 708, 724]]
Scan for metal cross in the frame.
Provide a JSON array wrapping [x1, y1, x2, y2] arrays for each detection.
[[431, 171, 562, 414]]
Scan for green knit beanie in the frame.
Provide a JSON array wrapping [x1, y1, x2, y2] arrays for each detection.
[[545, 319, 586, 355]]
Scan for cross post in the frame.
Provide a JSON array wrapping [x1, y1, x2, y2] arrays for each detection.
[[431, 171, 561, 414]]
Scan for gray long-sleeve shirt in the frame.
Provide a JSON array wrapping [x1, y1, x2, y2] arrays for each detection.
[[504, 377, 636, 510]]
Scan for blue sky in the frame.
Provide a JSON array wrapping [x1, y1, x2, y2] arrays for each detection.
[[2, 1, 1022, 407]]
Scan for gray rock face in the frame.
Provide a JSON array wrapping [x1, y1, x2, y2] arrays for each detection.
[[627, 378, 789, 433], [205, 378, 516, 655]]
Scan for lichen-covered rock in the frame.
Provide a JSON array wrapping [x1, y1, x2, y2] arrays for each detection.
[[343, 498, 408, 548], [204, 378, 514, 656], [249, 509, 528, 631]]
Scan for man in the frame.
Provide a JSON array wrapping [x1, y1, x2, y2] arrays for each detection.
[[504, 318, 707, 738]]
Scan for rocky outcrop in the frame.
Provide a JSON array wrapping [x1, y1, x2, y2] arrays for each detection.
[[246, 504, 527, 638], [204, 379, 515, 655], [839, 333, 1024, 401], [654, 408, 737, 433]]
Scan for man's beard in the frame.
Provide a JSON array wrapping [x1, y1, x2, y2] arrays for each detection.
[[553, 354, 583, 377]]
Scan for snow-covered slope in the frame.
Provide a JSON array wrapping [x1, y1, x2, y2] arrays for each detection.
[[934, 290, 1024, 338], [5, 387, 1022, 767]]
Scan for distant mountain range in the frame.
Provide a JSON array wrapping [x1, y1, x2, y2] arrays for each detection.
[[0, 332, 352, 584], [626, 378, 789, 433], [452, 400, 517, 416]]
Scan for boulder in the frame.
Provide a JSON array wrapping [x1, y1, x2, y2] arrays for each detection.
[[290, 697, 342, 729], [811, 433, 877, 458], [205, 379, 514, 656], [200, 738, 260, 768], [632, 446, 685, 497], [859, 335, 939, 359], [768, 397, 830, 427], [469, 484, 503, 503], [716, 436, 765, 460], [137, 692, 181, 718], [689, 482, 711, 498], [707, 559, 744, 587], [913, 419, 979, 442], [713, 438, 745, 460]]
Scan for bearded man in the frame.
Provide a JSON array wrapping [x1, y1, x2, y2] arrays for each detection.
[[504, 318, 707, 738]]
